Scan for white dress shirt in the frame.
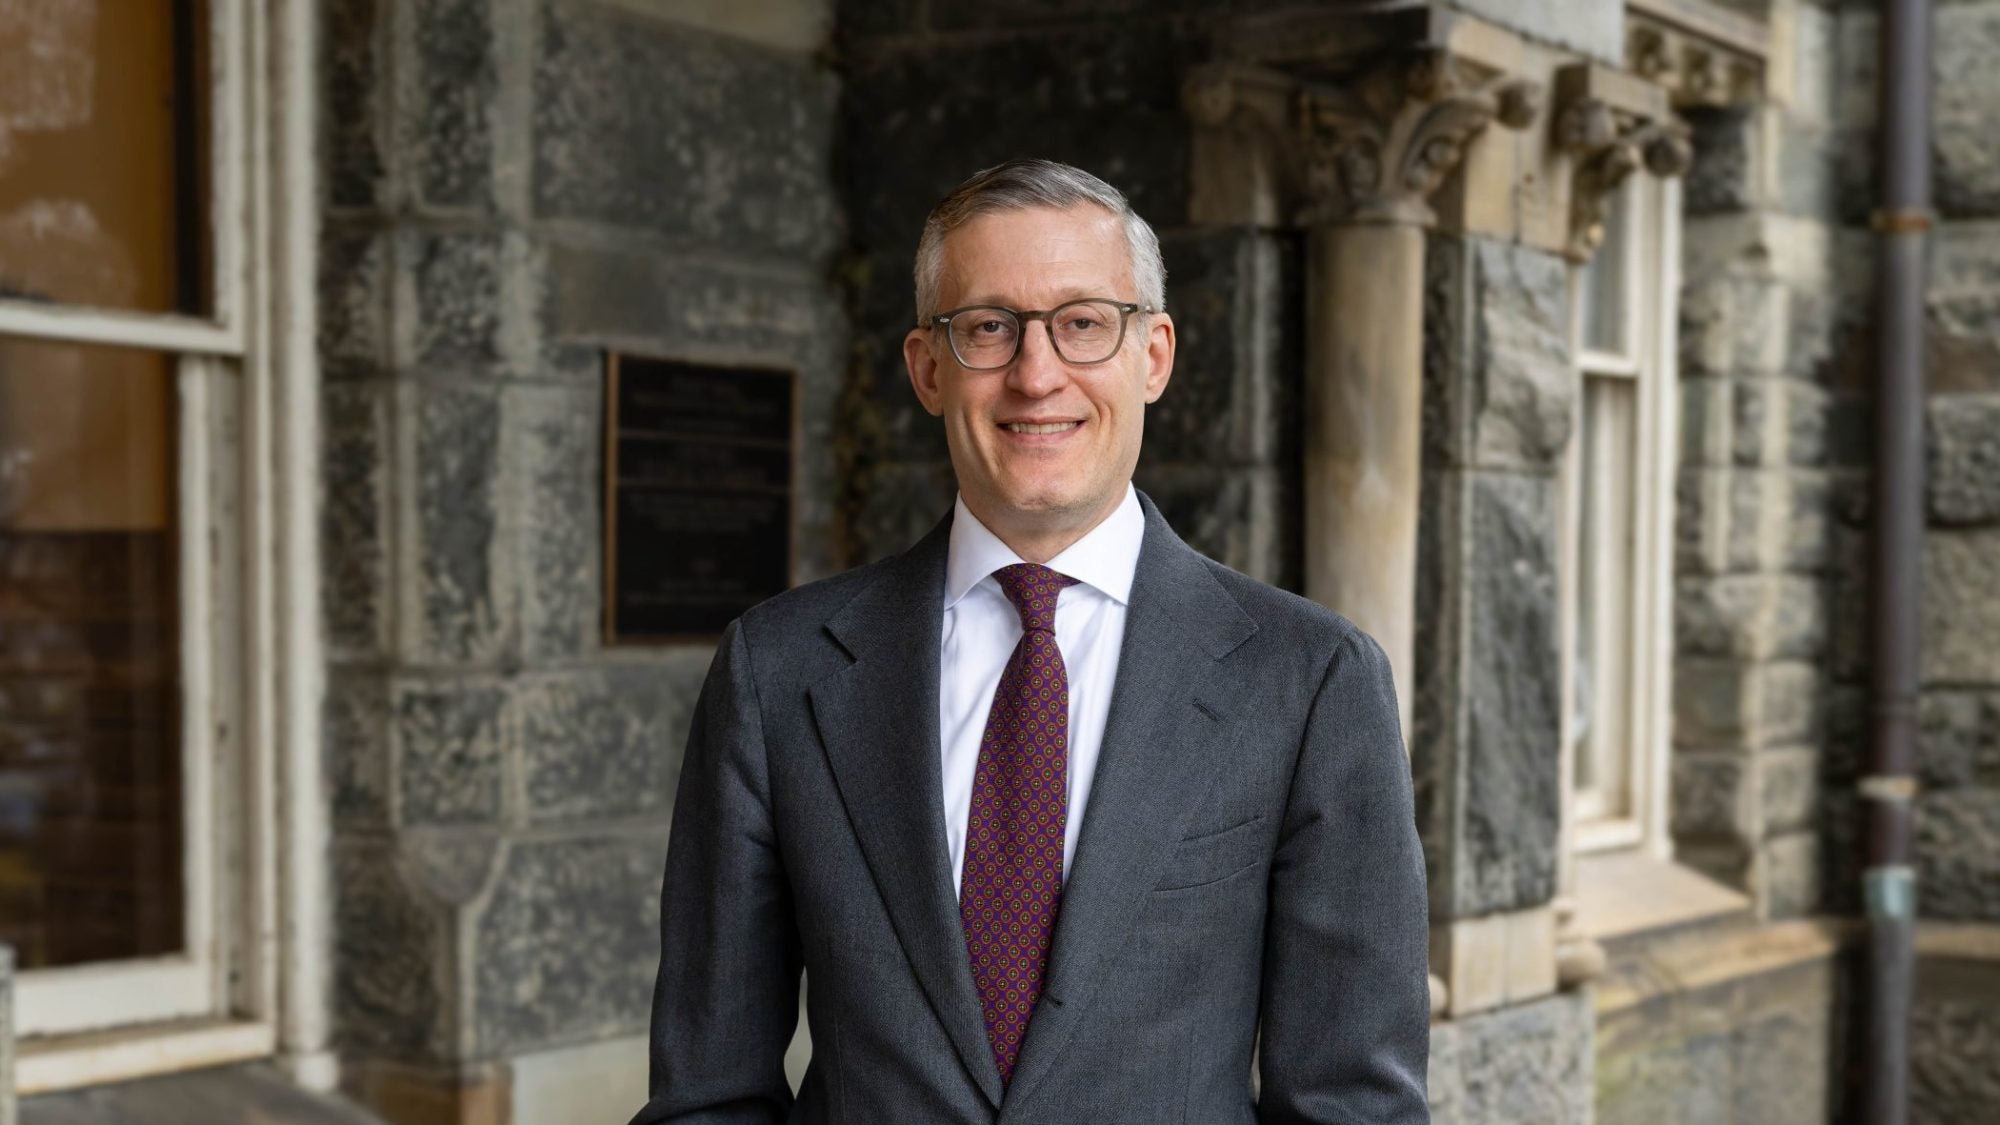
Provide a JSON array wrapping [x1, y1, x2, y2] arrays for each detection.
[[940, 484, 1144, 895]]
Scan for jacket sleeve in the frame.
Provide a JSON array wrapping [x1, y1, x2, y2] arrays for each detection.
[[628, 618, 802, 1125], [1257, 627, 1432, 1125]]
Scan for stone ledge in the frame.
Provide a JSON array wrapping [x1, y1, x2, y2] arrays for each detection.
[[1917, 920, 2000, 963], [1595, 915, 1847, 1018], [1575, 849, 1751, 947], [14, 1022, 277, 1102]]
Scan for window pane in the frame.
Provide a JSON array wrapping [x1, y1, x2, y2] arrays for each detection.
[[0, 0, 211, 316], [0, 336, 183, 969], [1577, 180, 1632, 359], [1572, 376, 1638, 820]]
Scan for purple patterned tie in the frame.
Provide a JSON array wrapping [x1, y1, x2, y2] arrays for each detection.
[[960, 562, 1077, 1085]]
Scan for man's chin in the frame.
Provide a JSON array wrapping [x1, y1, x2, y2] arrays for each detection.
[[986, 487, 1113, 529]]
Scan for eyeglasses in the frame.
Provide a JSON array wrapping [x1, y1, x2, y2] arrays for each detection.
[[925, 298, 1153, 370]]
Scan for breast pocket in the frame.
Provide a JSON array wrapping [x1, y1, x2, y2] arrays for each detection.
[[1152, 815, 1267, 892]]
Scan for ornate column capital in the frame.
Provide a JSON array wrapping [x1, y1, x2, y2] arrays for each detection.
[[1298, 48, 1540, 227], [1185, 49, 1540, 229], [1554, 63, 1692, 262]]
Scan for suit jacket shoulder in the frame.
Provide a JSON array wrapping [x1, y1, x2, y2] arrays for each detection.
[[1195, 555, 1359, 654], [1177, 546, 1392, 724], [729, 513, 950, 700]]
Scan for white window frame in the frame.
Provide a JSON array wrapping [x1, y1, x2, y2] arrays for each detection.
[[0, 0, 247, 356], [14, 356, 242, 1039], [1558, 174, 1682, 861], [7, 0, 331, 1094]]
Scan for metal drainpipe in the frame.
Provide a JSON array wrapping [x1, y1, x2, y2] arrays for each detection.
[[1864, 0, 1932, 1122]]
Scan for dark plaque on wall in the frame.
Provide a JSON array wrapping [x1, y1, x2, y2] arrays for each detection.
[[604, 354, 797, 642]]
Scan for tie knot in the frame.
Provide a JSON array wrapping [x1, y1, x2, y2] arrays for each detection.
[[992, 563, 1074, 634]]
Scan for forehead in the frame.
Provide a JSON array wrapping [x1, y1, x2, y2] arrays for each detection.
[[935, 204, 1132, 306]]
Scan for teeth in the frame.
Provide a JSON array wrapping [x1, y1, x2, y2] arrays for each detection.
[[1005, 422, 1079, 435]]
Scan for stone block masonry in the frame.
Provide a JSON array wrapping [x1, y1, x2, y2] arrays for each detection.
[[1928, 394, 2000, 526], [1912, 940, 2000, 1123], [317, 1, 846, 1119], [1830, 0, 2000, 936], [1133, 229, 1302, 589], [533, 3, 842, 260], [1427, 990, 1595, 1125], [1594, 923, 1842, 1125], [1838, 2, 2000, 221], [1671, 38, 1847, 917], [1415, 234, 1573, 922]]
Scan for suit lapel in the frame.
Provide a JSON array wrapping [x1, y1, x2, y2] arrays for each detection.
[[1001, 494, 1259, 1113], [807, 516, 1006, 1108]]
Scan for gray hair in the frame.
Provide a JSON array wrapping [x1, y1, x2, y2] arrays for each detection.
[[913, 159, 1166, 323]]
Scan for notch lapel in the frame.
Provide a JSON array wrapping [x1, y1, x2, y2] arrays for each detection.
[[1000, 494, 1259, 1115], [807, 517, 1006, 1108]]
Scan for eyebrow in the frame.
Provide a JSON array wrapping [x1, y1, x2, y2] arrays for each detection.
[[952, 288, 1115, 309]]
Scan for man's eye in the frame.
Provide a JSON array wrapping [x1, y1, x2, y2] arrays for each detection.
[[1063, 315, 1103, 331], [971, 319, 1008, 335]]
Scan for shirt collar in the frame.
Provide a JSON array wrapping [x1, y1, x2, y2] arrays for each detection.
[[944, 483, 1144, 610]]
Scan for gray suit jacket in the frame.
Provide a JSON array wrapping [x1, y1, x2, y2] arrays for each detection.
[[629, 494, 1430, 1125]]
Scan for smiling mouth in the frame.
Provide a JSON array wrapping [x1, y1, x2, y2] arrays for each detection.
[[1002, 421, 1081, 435]]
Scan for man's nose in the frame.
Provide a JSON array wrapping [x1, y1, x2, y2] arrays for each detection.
[[1006, 321, 1070, 397]]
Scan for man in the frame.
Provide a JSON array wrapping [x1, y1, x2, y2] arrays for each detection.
[[630, 159, 1430, 1125]]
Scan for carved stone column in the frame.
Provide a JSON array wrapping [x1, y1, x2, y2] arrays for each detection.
[[1188, 49, 1538, 743], [1191, 48, 1539, 1023]]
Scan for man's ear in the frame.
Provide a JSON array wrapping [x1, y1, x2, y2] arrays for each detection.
[[904, 328, 946, 417], [1140, 312, 1176, 404]]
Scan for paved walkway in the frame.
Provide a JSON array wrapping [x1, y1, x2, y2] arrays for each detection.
[[23, 1063, 386, 1125]]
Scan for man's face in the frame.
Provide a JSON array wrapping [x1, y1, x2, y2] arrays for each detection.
[[903, 205, 1175, 543]]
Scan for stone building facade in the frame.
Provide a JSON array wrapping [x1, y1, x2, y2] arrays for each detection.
[[4, 0, 1998, 1123], [315, 0, 847, 1116]]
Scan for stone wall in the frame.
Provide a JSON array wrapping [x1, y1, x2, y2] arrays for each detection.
[[1899, 0, 2000, 1118], [1918, 266, 2000, 928], [318, 0, 843, 1118], [1911, 932, 2000, 1124], [1428, 990, 1595, 1125], [1822, 0, 2000, 925], [1668, 0, 1847, 921], [1416, 232, 1573, 927], [1584, 7, 1861, 1120], [834, 4, 1301, 585], [1907, 0, 2000, 931], [1594, 921, 1846, 1125]]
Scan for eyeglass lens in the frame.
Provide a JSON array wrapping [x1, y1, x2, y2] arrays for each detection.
[[947, 300, 1126, 369]]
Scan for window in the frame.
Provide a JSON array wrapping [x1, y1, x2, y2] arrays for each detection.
[[0, 0, 321, 1088], [1561, 174, 1682, 858]]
